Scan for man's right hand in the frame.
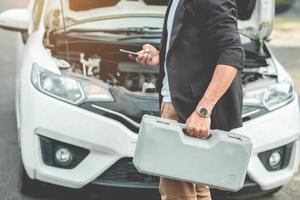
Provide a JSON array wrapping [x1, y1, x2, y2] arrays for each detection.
[[130, 44, 160, 66]]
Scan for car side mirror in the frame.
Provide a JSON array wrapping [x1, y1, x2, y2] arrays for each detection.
[[0, 9, 30, 32]]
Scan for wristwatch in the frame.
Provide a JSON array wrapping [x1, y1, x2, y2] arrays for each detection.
[[195, 105, 211, 118]]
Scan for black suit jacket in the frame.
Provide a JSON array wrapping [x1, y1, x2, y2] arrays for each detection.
[[158, 0, 245, 131]]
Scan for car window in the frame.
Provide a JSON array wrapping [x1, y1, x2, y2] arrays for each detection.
[[32, 0, 45, 31]]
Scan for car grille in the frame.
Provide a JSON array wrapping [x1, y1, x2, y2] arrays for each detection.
[[92, 158, 159, 189], [92, 158, 256, 190]]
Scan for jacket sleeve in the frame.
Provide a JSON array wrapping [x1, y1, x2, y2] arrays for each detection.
[[199, 0, 245, 70]]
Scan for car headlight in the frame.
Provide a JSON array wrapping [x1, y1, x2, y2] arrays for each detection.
[[244, 80, 294, 111], [31, 63, 114, 104]]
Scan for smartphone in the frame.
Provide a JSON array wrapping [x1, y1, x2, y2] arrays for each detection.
[[120, 49, 141, 57]]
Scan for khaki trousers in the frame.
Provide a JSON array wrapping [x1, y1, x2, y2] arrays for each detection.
[[159, 102, 212, 200]]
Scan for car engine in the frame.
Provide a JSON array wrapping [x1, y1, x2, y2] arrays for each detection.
[[52, 49, 268, 94], [52, 50, 159, 94]]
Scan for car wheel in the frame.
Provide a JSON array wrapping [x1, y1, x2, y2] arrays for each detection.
[[18, 159, 49, 197]]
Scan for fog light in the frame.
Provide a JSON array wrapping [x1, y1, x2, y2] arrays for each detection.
[[55, 147, 73, 166], [40, 136, 89, 169], [258, 143, 294, 172], [269, 152, 282, 168]]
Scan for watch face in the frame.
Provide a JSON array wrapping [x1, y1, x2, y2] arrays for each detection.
[[200, 108, 209, 117]]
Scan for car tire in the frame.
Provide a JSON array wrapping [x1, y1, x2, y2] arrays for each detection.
[[18, 159, 49, 198]]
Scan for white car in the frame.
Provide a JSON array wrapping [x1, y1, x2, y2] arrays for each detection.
[[0, 0, 299, 199]]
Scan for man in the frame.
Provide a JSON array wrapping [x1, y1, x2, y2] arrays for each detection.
[[131, 0, 245, 199]]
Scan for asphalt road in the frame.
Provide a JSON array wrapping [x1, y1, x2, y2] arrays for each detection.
[[0, 1, 300, 200]]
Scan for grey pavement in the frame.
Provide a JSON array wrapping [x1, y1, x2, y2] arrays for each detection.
[[0, 1, 300, 200], [0, 2, 34, 200]]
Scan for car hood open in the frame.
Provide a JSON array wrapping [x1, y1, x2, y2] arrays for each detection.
[[237, 0, 274, 41], [48, 0, 274, 41]]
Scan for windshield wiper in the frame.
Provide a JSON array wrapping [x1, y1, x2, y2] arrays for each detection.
[[52, 30, 162, 44], [65, 26, 162, 35], [117, 35, 162, 41]]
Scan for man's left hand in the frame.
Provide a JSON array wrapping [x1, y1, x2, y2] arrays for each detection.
[[186, 112, 211, 138]]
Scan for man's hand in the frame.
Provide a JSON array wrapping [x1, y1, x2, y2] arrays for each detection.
[[129, 44, 159, 66], [186, 112, 211, 138]]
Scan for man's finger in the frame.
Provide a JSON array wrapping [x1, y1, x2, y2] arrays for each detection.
[[190, 128, 198, 137], [145, 54, 153, 65], [193, 128, 201, 138], [143, 44, 152, 51], [200, 127, 209, 138], [137, 50, 147, 61], [132, 50, 144, 62], [140, 53, 149, 65], [186, 125, 191, 135], [189, 131, 196, 137], [186, 125, 194, 136], [129, 54, 136, 60], [135, 55, 144, 63]]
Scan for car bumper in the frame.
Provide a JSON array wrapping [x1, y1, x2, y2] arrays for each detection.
[[20, 81, 300, 192], [89, 174, 280, 200], [233, 94, 300, 190], [20, 84, 138, 188]]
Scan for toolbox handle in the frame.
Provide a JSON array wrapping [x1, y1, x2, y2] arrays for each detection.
[[179, 124, 212, 140], [156, 119, 212, 140]]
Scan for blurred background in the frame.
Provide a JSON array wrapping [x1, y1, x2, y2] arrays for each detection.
[[0, 0, 299, 200], [258, 2, 300, 199], [272, 0, 300, 97]]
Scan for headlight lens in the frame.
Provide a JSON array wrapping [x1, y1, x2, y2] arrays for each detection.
[[32, 63, 114, 104], [244, 80, 294, 111]]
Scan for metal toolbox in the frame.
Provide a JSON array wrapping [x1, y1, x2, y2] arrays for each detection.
[[133, 115, 253, 192]]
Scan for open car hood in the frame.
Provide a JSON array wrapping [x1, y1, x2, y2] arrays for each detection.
[[237, 0, 275, 41], [49, 0, 274, 41]]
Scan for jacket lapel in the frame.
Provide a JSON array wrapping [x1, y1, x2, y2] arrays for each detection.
[[168, 0, 186, 51], [160, 0, 172, 54]]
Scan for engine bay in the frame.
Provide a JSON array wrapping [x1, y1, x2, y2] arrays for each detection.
[[49, 36, 274, 96], [51, 44, 160, 95]]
